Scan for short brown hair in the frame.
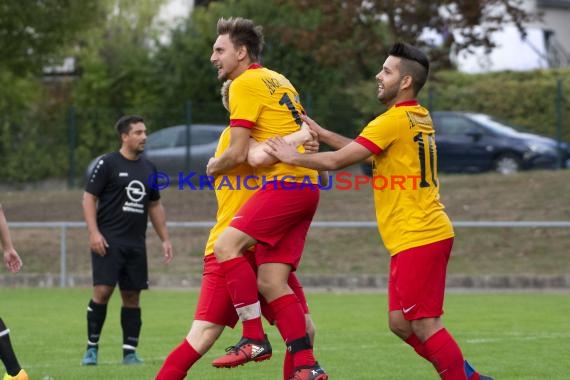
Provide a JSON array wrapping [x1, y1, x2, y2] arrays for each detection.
[[115, 115, 144, 137], [216, 17, 264, 62]]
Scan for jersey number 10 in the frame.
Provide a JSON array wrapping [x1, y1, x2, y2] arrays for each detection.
[[413, 132, 438, 188]]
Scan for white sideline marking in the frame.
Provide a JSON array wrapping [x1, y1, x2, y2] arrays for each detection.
[[24, 332, 569, 369], [466, 332, 570, 344], [23, 357, 166, 369]]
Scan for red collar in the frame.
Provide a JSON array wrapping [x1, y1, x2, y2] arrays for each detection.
[[394, 100, 418, 107], [248, 63, 263, 69]]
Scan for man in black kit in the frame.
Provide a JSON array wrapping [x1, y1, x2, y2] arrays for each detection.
[[81, 115, 174, 366]]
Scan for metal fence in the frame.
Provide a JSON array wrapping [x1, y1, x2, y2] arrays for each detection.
[[8, 220, 570, 288]]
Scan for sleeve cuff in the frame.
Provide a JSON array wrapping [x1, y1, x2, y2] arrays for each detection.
[[355, 136, 383, 155], [230, 119, 255, 129]]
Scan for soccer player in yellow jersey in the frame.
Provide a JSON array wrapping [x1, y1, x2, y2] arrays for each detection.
[[156, 81, 320, 380], [206, 17, 327, 380], [265, 43, 493, 380]]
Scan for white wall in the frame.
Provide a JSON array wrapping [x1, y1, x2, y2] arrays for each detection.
[[454, 0, 570, 72], [534, 5, 570, 54]]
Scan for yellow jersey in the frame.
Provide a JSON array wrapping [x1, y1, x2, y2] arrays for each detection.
[[355, 100, 454, 255], [203, 127, 256, 256], [229, 64, 318, 183]]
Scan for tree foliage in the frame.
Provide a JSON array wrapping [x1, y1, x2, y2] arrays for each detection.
[[0, 0, 105, 75], [146, 0, 362, 136], [71, 0, 171, 166], [0, 0, 553, 184], [0, 0, 108, 182], [276, 0, 536, 71]]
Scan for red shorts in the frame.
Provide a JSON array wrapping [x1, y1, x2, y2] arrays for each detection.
[[388, 238, 453, 320], [231, 181, 319, 270], [195, 251, 309, 327]]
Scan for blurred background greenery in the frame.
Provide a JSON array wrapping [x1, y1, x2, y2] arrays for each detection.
[[0, 0, 568, 185]]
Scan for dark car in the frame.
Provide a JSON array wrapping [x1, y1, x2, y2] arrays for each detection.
[[361, 111, 568, 175], [85, 124, 225, 183], [432, 111, 568, 174], [143, 124, 225, 179]]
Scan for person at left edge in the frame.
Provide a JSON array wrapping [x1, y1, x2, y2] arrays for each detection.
[[81, 115, 174, 366], [0, 204, 28, 380]]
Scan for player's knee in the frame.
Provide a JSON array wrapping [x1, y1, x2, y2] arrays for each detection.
[[93, 287, 113, 304], [388, 317, 410, 339], [93, 294, 111, 304], [187, 321, 223, 351], [256, 276, 274, 297], [120, 291, 140, 308], [410, 317, 442, 342], [257, 274, 288, 298], [388, 322, 404, 336], [213, 240, 236, 261]]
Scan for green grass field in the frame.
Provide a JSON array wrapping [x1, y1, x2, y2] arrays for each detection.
[[1, 170, 569, 378], [1, 288, 568, 379], [2, 170, 570, 283]]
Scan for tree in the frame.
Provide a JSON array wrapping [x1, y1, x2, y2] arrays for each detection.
[[71, 0, 171, 170], [147, 0, 363, 136], [265, 0, 538, 128], [0, 0, 541, 183], [277, 0, 536, 71], [0, 0, 109, 182], [0, 0, 105, 75]]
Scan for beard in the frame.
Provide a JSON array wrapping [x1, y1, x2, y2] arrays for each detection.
[[217, 70, 227, 81], [377, 85, 398, 105]]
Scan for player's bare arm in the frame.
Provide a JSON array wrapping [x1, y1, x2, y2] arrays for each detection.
[[298, 130, 330, 187], [0, 204, 23, 273], [217, 78, 316, 168], [265, 138, 371, 171], [148, 200, 173, 264], [82, 191, 108, 256], [247, 122, 314, 167], [206, 127, 251, 176], [301, 115, 373, 165], [255, 126, 329, 185], [302, 114, 354, 150]]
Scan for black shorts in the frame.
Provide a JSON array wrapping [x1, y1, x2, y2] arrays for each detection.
[[91, 244, 149, 290]]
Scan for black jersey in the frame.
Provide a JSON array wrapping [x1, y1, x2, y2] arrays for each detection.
[[85, 152, 160, 247]]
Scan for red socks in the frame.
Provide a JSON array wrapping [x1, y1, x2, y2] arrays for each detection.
[[423, 328, 467, 380], [283, 349, 295, 380], [405, 334, 429, 359], [220, 256, 264, 340], [407, 333, 484, 379], [156, 340, 201, 380], [269, 294, 315, 368]]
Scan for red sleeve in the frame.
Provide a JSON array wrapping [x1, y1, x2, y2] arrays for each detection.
[[230, 119, 255, 128], [355, 136, 383, 155]]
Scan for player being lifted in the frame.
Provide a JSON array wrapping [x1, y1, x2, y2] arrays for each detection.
[[156, 79, 321, 380]]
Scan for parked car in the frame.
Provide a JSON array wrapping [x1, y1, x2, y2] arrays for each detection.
[[432, 111, 568, 174], [85, 124, 225, 183], [362, 111, 569, 175], [143, 124, 225, 179]]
